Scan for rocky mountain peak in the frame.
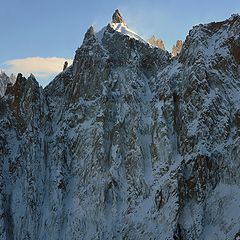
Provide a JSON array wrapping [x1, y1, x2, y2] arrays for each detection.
[[6, 73, 27, 95], [148, 35, 165, 50], [82, 26, 95, 45], [172, 39, 183, 57], [28, 73, 36, 80], [15, 72, 24, 83], [27, 73, 39, 86], [0, 71, 16, 96], [0, 70, 8, 78], [112, 9, 126, 24], [9, 73, 16, 82]]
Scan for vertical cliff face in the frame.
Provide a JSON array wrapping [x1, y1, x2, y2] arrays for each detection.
[[157, 14, 240, 239], [0, 73, 47, 240], [1, 11, 240, 240]]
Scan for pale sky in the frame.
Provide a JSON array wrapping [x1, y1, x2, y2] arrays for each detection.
[[1, 0, 239, 86]]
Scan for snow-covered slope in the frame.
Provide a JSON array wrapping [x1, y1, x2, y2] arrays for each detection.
[[1, 10, 240, 240], [110, 22, 147, 43]]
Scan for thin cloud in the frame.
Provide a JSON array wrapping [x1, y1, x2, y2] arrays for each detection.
[[3, 57, 73, 79]]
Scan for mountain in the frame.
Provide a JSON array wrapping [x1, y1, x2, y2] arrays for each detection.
[[147, 37, 183, 56], [148, 35, 166, 50], [0, 71, 16, 96], [172, 40, 183, 57], [1, 10, 240, 240]]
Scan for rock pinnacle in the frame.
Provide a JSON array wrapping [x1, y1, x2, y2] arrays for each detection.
[[112, 9, 126, 24]]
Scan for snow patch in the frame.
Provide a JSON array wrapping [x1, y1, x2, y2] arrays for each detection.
[[110, 23, 147, 44]]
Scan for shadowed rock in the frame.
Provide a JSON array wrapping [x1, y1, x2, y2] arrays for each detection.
[[82, 26, 95, 45], [63, 61, 68, 71]]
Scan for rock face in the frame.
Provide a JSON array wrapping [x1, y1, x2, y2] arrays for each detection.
[[148, 35, 166, 50], [112, 9, 126, 24], [172, 40, 183, 56], [1, 11, 240, 240], [0, 71, 16, 96]]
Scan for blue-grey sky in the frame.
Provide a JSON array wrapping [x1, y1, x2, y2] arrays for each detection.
[[1, 0, 239, 86]]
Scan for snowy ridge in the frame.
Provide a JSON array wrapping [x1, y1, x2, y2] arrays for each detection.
[[110, 23, 147, 43]]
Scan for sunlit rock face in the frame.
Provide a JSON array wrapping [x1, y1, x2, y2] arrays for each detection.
[[148, 35, 166, 50], [1, 11, 240, 240], [172, 40, 183, 57]]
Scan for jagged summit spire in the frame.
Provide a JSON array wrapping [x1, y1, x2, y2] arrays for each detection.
[[112, 9, 126, 24], [85, 26, 95, 38], [28, 73, 36, 81], [29, 73, 35, 78], [83, 26, 95, 44]]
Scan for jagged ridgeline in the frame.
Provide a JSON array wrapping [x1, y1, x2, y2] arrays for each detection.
[[1, 10, 240, 240]]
